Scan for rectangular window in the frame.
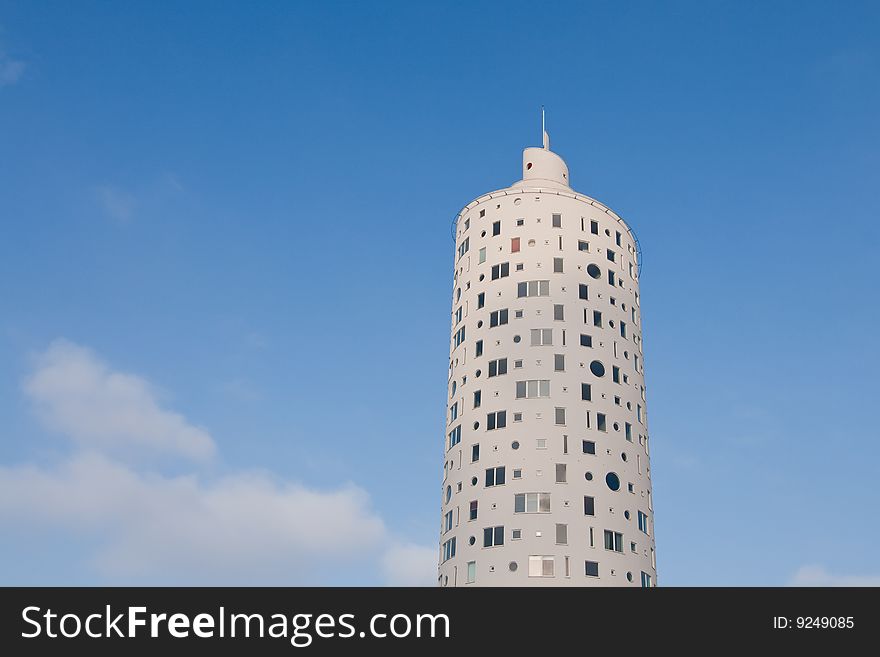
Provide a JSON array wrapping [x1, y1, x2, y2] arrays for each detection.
[[515, 379, 550, 399], [517, 280, 550, 297], [556, 523, 568, 545], [466, 561, 476, 583], [584, 495, 595, 516], [489, 309, 509, 328], [511, 237, 520, 253], [554, 354, 565, 371], [442, 537, 456, 562], [597, 413, 607, 432], [448, 425, 461, 449], [477, 292, 485, 309], [582, 440, 596, 455], [612, 366, 620, 383], [580, 334, 592, 347], [604, 530, 624, 552], [483, 525, 504, 547], [578, 240, 589, 251], [444, 510, 453, 533], [473, 390, 482, 409], [553, 257, 564, 273], [585, 560, 599, 577], [450, 402, 458, 422], [458, 237, 469, 259], [485, 466, 506, 487], [530, 328, 553, 346], [475, 339, 483, 357], [471, 444, 480, 462], [529, 555, 555, 577], [554, 304, 564, 321], [554, 407, 566, 426], [579, 284, 588, 300], [486, 410, 507, 431], [641, 571, 652, 588], [593, 310, 602, 327], [488, 358, 508, 377], [478, 247, 486, 264], [607, 249, 616, 262], [453, 325, 466, 348], [492, 220, 501, 236], [552, 213, 562, 228], [608, 270, 615, 286], [625, 422, 632, 441], [581, 383, 592, 401], [620, 321, 627, 339], [514, 492, 551, 513], [555, 463, 567, 483], [469, 500, 478, 521], [491, 262, 510, 280], [590, 220, 599, 235], [638, 511, 650, 535], [616, 231, 622, 247]]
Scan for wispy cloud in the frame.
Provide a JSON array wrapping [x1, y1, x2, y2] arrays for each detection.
[[790, 565, 880, 587], [0, 50, 25, 87], [24, 340, 215, 462], [3, 339, 435, 585], [94, 185, 137, 223]]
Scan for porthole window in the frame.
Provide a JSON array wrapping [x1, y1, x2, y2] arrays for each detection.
[[469, 536, 476, 545], [481, 230, 487, 237], [613, 422, 620, 432], [471, 477, 478, 486], [509, 561, 518, 571], [627, 571, 633, 582], [479, 274, 485, 282], [526, 162, 533, 170], [511, 441, 520, 450], [609, 320, 615, 328], [624, 510, 631, 520], [590, 360, 605, 377], [587, 264, 601, 279], [475, 369, 481, 377], [477, 320, 483, 328], [606, 472, 621, 491], [513, 335, 521, 343], [528, 239, 536, 247], [621, 452, 628, 462], [605, 229, 611, 236], [585, 472, 593, 481], [473, 422, 480, 430]]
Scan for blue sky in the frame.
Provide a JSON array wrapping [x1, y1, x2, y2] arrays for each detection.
[[1, 1, 879, 586]]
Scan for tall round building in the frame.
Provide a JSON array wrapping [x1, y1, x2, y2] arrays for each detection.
[[439, 131, 656, 587]]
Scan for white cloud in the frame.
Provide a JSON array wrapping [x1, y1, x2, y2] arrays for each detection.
[[790, 565, 880, 587], [382, 543, 437, 586], [0, 453, 386, 584], [0, 52, 25, 87], [3, 339, 436, 585], [95, 185, 136, 223], [24, 339, 215, 462]]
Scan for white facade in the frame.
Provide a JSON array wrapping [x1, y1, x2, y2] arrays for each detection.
[[439, 136, 657, 587]]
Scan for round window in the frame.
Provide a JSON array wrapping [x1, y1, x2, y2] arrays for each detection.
[[590, 360, 605, 377], [621, 453, 628, 462], [585, 472, 593, 481], [469, 536, 476, 546], [471, 477, 478, 486], [624, 510, 631, 520], [473, 422, 480, 430], [587, 264, 601, 279], [513, 335, 521, 343], [511, 441, 520, 450], [606, 472, 621, 491], [509, 561, 518, 571], [475, 369, 481, 377], [479, 274, 485, 282], [627, 571, 633, 582]]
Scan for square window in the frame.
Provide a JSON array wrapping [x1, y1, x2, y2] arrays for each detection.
[[552, 213, 562, 228]]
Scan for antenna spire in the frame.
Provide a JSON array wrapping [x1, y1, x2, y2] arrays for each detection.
[[541, 106, 550, 150]]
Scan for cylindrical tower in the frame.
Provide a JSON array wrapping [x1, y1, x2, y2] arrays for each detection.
[[438, 134, 656, 587]]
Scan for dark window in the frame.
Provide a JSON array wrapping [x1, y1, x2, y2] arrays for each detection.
[[470, 500, 478, 520], [587, 264, 601, 279], [473, 390, 481, 408], [579, 284, 588, 300], [585, 561, 599, 577], [590, 220, 599, 235], [580, 334, 592, 347], [472, 444, 480, 461], [584, 495, 595, 516], [583, 440, 596, 455], [606, 472, 621, 491], [475, 340, 483, 357], [552, 213, 562, 228], [477, 292, 485, 309], [581, 383, 592, 401], [492, 220, 501, 236]]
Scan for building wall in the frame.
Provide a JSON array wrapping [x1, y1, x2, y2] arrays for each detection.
[[438, 148, 656, 587]]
